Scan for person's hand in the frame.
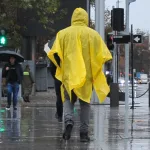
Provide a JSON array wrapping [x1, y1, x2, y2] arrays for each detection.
[[6, 67, 9, 70]]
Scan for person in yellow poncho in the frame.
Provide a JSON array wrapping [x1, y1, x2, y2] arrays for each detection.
[[47, 8, 112, 142]]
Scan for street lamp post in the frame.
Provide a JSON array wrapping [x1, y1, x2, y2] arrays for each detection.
[[125, 0, 136, 110], [95, 0, 105, 39], [93, 0, 105, 104], [124, 0, 136, 138], [93, 0, 105, 143]]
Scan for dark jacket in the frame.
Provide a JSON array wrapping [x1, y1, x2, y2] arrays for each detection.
[[2, 63, 23, 84], [49, 53, 60, 79], [106, 74, 113, 86]]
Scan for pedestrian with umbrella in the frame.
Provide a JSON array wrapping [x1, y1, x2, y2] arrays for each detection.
[[1, 51, 24, 110]]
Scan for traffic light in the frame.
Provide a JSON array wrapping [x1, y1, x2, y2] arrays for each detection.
[[107, 34, 114, 50], [0, 30, 7, 46], [111, 8, 124, 31], [0, 36, 7, 46]]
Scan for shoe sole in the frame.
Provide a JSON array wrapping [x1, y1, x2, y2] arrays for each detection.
[[55, 113, 58, 119]]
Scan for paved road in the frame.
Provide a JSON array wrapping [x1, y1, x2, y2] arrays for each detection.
[[0, 104, 150, 150], [0, 89, 150, 149]]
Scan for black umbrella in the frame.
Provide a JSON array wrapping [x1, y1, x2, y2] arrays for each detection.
[[0, 50, 24, 62]]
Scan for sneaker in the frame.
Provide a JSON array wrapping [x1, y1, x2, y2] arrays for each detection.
[[23, 96, 29, 102], [63, 124, 73, 140], [23, 96, 27, 102], [6, 105, 10, 110], [26, 96, 30, 102], [58, 117, 63, 123], [55, 112, 58, 119], [80, 132, 90, 142], [13, 107, 17, 111]]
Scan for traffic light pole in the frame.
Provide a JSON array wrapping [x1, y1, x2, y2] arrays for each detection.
[[130, 24, 135, 109], [124, 0, 136, 139], [95, 0, 105, 39], [116, 44, 119, 82], [94, 0, 105, 104], [94, 0, 105, 143], [125, 0, 130, 111], [113, 31, 118, 83], [124, 0, 130, 139], [113, 43, 117, 83]]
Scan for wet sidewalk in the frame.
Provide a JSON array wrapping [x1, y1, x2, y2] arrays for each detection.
[[0, 89, 150, 150]]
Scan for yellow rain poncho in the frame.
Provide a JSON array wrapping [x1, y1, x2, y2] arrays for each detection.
[[47, 8, 112, 103]]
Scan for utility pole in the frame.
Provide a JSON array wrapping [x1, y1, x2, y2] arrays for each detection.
[[125, 0, 130, 112], [116, 0, 121, 8], [124, 0, 130, 139], [125, 0, 136, 110], [95, 0, 105, 39], [94, 0, 105, 143], [93, 0, 105, 103], [124, 0, 136, 138], [116, 0, 120, 83]]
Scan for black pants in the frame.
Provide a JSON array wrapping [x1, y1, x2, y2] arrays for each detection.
[[54, 79, 63, 118]]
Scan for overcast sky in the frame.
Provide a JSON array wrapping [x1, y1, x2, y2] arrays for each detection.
[[91, 0, 150, 32]]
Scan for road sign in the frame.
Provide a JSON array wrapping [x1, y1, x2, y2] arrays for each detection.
[[133, 35, 142, 43], [113, 35, 130, 44], [113, 34, 142, 44]]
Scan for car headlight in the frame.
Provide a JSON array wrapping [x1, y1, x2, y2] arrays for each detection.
[[120, 80, 125, 84]]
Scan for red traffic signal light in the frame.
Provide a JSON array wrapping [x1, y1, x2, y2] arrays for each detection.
[[107, 34, 114, 50]]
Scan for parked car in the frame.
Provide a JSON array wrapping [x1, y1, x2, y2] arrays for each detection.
[[118, 77, 137, 86], [140, 74, 148, 84]]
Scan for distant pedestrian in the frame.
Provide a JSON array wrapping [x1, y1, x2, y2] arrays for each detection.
[[2, 56, 23, 110], [22, 65, 34, 102], [45, 37, 63, 123], [49, 54, 63, 122]]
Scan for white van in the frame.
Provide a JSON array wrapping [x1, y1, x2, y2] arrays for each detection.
[[140, 74, 148, 84]]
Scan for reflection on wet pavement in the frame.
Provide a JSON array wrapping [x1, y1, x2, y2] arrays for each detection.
[[0, 104, 150, 150]]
